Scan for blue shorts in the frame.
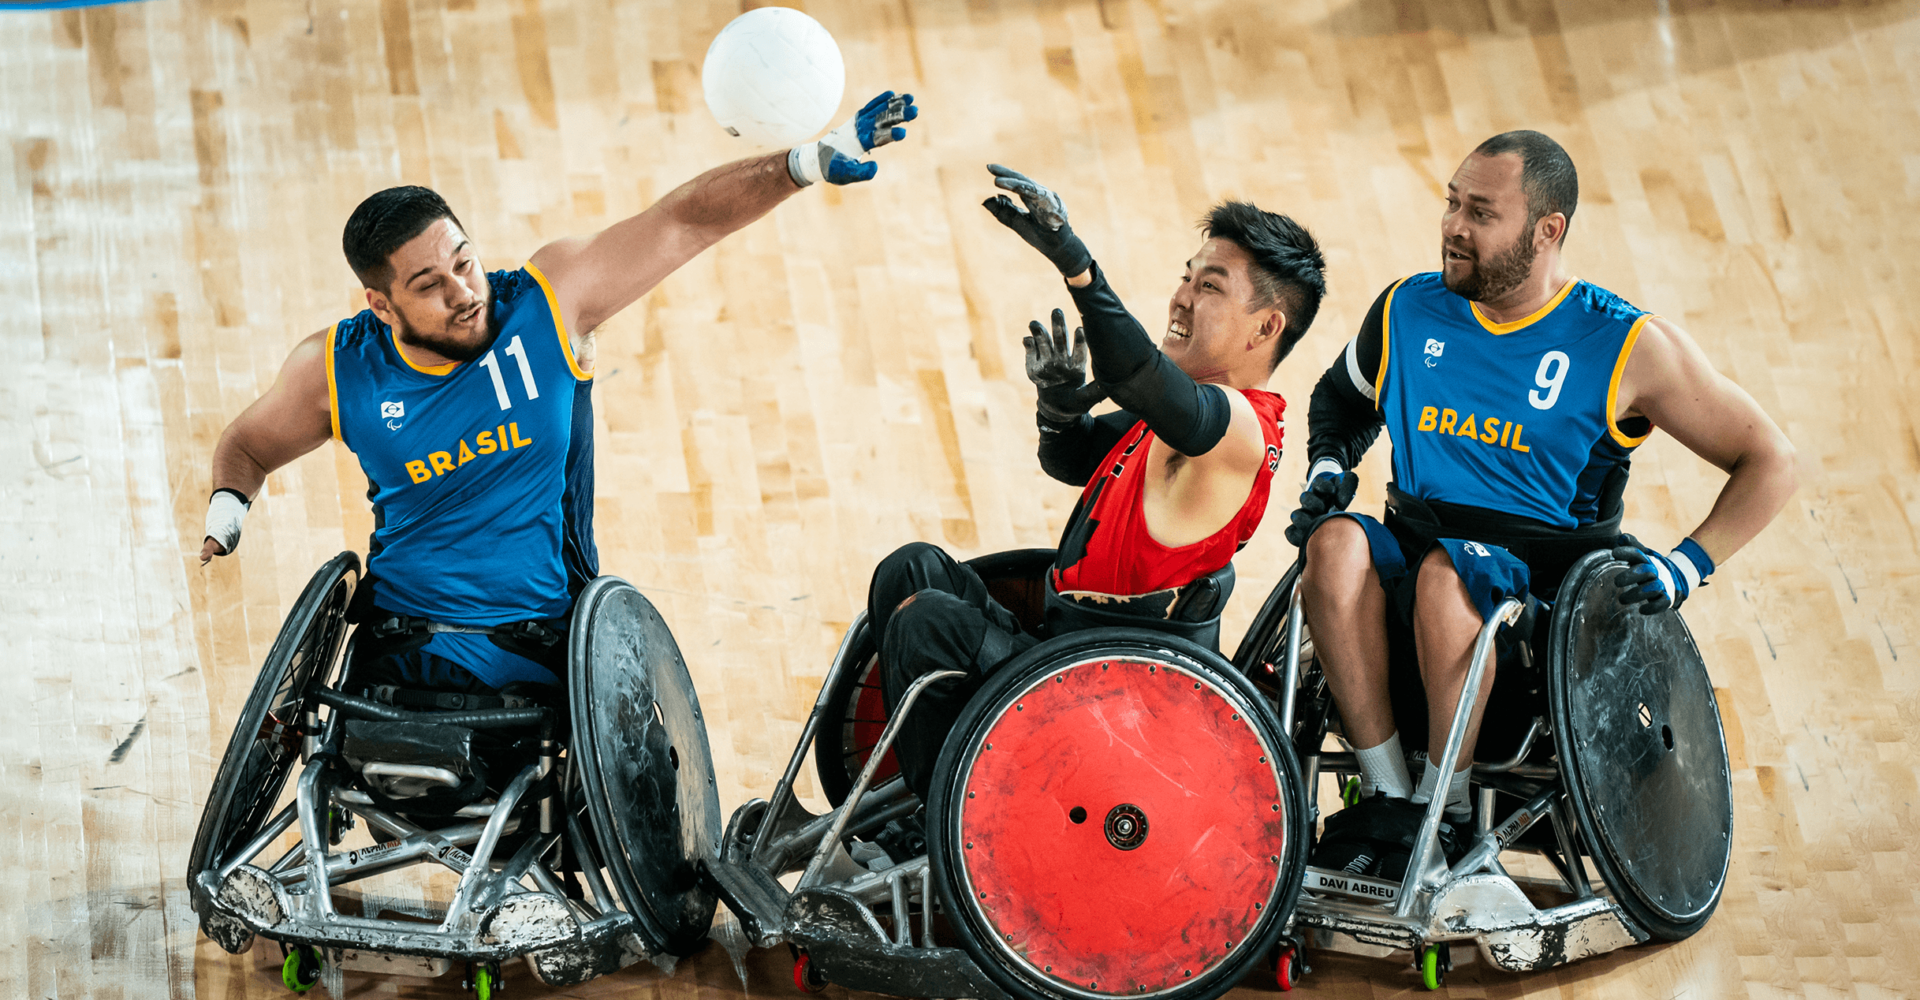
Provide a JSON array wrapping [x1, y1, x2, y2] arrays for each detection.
[[1325, 512, 1533, 624]]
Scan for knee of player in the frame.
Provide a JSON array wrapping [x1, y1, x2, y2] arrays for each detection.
[[1302, 517, 1372, 577]]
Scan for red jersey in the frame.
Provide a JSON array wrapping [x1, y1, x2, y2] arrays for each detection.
[[1052, 389, 1286, 597]]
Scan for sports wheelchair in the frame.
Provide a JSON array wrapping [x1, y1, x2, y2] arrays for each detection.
[[1229, 547, 1733, 989], [704, 548, 1312, 1000], [189, 553, 721, 994]]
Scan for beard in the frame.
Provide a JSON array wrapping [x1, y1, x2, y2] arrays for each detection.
[[1442, 230, 1536, 302], [392, 299, 494, 362]]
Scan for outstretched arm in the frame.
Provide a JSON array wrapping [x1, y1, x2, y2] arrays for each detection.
[[200, 330, 335, 563], [533, 91, 917, 336], [529, 153, 797, 335]]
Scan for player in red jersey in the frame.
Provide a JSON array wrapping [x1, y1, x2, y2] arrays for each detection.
[[867, 167, 1327, 797]]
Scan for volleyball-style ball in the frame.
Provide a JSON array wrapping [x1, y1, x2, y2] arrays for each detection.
[[701, 8, 846, 148]]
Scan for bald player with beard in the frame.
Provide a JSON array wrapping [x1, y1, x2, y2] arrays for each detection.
[[1289, 131, 1796, 881]]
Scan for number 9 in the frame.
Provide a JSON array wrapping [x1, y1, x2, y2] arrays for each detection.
[[1529, 351, 1569, 410]]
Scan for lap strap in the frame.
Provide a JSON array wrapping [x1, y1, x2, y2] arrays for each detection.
[[369, 612, 565, 649]]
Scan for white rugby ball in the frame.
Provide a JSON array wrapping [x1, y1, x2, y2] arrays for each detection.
[[701, 8, 846, 148]]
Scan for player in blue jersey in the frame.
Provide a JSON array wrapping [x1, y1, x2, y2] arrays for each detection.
[[1288, 131, 1797, 879], [198, 93, 918, 697]]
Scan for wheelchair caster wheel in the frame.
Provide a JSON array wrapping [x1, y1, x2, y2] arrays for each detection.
[[1342, 775, 1361, 808], [1418, 943, 1450, 990], [280, 945, 323, 993], [793, 951, 828, 994], [464, 962, 502, 999], [1275, 946, 1302, 991]]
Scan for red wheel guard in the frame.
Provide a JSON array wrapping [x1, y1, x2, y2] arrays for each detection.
[[954, 657, 1288, 996], [851, 658, 901, 785]]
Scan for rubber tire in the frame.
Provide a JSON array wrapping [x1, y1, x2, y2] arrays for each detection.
[[282, 946, 322, 993], [1275, 948, 1298, 991], [927, 628, 1310, 1000], [1420, 945, 1445, 990], [793, 952, 828, 994], [188, 552, 358, 894]]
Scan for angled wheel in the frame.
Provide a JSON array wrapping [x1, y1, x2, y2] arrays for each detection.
[[810, 619, 899, 807], [1228, 558, 1303, 697], [1549, 550, 1733, 940], [189, 552, 358, 910], [570, 577, 721, 956], [928, 629, 1309, 1000]]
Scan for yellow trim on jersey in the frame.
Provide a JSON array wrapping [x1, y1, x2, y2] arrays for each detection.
[[525, 261, 592, 380], [325, 322, 343, 442], [1469, 277, 1579, 335], [1374, 276, 1412, 409], [390, 327, 460, 375], [1606, 314, 1654, 448]]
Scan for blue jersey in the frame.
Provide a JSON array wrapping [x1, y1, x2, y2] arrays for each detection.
[[1375, 273, 1650, 529], [328, 265, 597, 646]]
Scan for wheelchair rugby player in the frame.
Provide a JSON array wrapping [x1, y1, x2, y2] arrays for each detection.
[[698, 168, 1327, 1000], [187, 97, 918, 991], [1277, 131, 1796, 985]]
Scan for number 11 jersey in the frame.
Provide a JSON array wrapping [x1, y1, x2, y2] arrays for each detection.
[[328, 265, 592, 625]]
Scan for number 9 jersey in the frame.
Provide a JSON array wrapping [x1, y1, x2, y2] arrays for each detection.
[[328, 265, 594, 625], [1373, 272, 1652, 529]]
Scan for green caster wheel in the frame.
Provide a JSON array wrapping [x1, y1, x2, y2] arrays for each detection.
[[1419, 942, 1450, 990], [1342, 774, 1362, 807], [466, 962, 501, 1000], [281, 946, 322, 993]]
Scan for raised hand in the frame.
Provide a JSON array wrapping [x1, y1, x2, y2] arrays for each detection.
[[1026, 308, 1106, 423], [982, 164, 1093, 277], [789, 91, 919, 187]]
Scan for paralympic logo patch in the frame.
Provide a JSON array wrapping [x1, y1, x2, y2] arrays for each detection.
[[1424, 339, 1445, 368], [382, 400, 405, 431]]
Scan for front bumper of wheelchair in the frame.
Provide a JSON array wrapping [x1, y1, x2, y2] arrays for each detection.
[[1295, 868, 1647, 973], [193, 862, 649, 984]]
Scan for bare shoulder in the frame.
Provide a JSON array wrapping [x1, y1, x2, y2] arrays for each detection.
[[1208, 387, 1269, 470], [1619, 314, 1714, 418]]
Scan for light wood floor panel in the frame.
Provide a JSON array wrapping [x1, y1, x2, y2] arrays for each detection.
[[3, 0, 1917, 997]]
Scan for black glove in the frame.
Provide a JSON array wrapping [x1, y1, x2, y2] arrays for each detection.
[[982, 164, 1094, 277], [1026, 308, 1107, 424], [1284, 469, 1360, 548]]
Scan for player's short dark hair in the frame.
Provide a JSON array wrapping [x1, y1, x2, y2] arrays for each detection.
[[1473, 130, 1578, 244], [342, 186, 465, 291], [1201, 201, 1327, 371]]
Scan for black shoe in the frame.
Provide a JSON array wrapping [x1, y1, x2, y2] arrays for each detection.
[[1307, 829, 1378, 875], [1319, 793, 1423, 847], [1369, 809, 1470, 884]]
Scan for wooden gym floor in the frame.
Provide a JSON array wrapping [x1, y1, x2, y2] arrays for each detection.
[[3, 0, 1917, 996]]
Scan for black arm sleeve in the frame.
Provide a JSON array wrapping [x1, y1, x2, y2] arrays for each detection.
[[1036, 409, 1139, 487], [1066, 263, 1232, 456], [1305, 282, 1391, 471]]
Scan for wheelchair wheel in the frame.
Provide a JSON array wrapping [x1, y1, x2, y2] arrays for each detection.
[[809, 620, 899, 807], [1228, 558, 1303, 699], [188, 552, 358, 902], [1548, 551, 1733, 941], [569, 577, 721, 957], [928, 629, 1309, 1000]]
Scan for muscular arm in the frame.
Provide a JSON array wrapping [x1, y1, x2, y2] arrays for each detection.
[[1063, 263, 1233, 455], [200, 330, 336, 561], [529, 152, 799, 336], [1619, 316, 1798, 564]]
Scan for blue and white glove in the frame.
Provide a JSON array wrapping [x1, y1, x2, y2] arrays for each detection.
[[788, 91, 918, 187], [1611, 535, 1714, 615]]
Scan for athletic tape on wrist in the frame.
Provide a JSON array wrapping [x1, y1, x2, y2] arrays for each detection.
[[1307, 458, 1344, 483], [787, 145, 818, 187], [1671, 537, 1712, 593], [205, 490, 250, 555]]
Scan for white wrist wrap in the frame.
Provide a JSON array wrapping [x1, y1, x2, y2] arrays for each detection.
[[787, 144, 822, 187], [1307, 458, 1344, 483], [205, 491, 249, 555], [1670, 547, 1705, 593]]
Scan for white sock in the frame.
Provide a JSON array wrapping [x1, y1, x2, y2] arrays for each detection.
[[1410, 757, 1441, 804], [1353, 732, 1412, 800], [1445, 767, 1472, 821], [1410, 760, 1474, 821]]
